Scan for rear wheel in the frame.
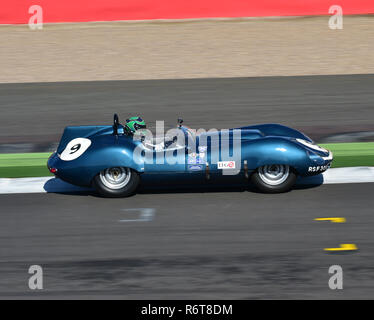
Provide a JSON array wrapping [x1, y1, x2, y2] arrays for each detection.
[[93, 167, 140, 197], [251, 164, 297, 193]]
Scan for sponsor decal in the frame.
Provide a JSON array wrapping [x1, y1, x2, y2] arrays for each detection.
[[188, 164, 204, 171], [198, 146, 207, 153], [188, 152, 206, 164], [188, 158, 205, 164], [217, 161, 236, 169]]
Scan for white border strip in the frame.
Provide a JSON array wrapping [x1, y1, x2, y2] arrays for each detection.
[[0, 177, 91, 194], [0, 167, 373, 195], [0, 15, 313, 27], [306, 166, 374, 184]]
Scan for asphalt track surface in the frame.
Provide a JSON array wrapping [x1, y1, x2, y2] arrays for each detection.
[[1, 182, 374, 299], [1, 74, 374, 152]]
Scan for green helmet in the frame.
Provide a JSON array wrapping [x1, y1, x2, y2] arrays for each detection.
[[124, 116, 146, 135]]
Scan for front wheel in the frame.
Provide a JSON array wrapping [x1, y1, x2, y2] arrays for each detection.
[[93, 167, 140, 197], [251, 164, 297, 193]]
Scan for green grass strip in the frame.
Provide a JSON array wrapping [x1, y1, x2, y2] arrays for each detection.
[[0, 153, 52, 178], [320, 142, 374, 168], [0, 142, 373, 178]]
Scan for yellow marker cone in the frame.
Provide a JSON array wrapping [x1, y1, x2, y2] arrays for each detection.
[[315, 217, 346, 223], [324, 244, 358, 252]]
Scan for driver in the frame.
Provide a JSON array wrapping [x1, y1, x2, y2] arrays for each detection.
[[124, 116, 180, 151], [124, 116, 147, 136], [124, 116, 162, 150]]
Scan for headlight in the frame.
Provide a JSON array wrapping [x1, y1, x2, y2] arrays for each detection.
[[296, 139, 328, 153]]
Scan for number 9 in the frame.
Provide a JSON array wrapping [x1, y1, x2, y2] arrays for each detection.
[[69, 144, 81, 154], [60, 138, 91, 161]]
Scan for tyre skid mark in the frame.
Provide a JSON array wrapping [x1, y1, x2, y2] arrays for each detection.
[[119, 208, 155, 222]]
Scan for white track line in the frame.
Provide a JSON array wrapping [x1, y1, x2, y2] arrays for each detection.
[[299, 166, 374, 185], [0, 167, 373, 195]]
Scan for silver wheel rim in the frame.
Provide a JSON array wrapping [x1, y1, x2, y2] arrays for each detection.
[[99, 167, 131, 190], [258, 165, 290, 186]]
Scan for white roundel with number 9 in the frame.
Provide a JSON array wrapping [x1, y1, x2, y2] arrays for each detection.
[[60, 138, 92, 161]]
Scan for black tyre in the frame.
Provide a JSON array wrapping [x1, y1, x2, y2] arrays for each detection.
[[93, 167, 140, 197], [251, 164, 297, 193]]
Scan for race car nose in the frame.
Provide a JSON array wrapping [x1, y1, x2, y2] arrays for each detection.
[[322, 151, 333, 162], [308, 150, 333, 165]]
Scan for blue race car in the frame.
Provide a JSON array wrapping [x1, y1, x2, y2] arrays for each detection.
[[47, 114, 333, 197]]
